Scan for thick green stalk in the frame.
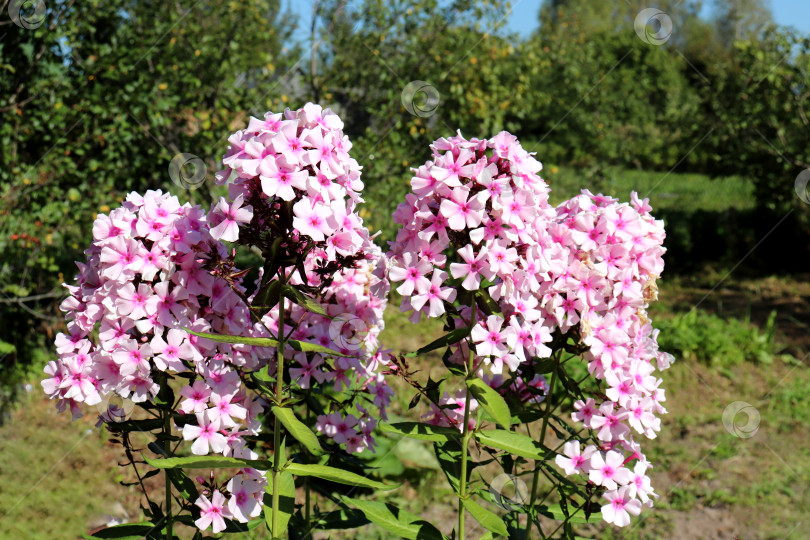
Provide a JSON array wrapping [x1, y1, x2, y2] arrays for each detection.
[[272, 297, 287, 538]]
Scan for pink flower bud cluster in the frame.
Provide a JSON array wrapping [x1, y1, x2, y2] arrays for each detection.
[[213, 103, 393, 454], [385, 131, 672, 526], [42, 189, 269, 530]]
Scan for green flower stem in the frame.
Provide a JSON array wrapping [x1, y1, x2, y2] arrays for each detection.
[[272, 297, 287, 538], [304, 392, 312, 534], [527, 350, 560, 538], [457, 298, 478, 540], [163, 408, 173, 540]]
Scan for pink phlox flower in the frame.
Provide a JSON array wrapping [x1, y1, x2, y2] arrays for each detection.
[[182, 410, 228, 455], [195, 490, 232, 533]]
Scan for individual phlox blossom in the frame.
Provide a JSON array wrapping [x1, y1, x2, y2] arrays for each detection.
[[209, 194, 253, 243], [226, 474, 264, 523], [588, 450, 634, 491], [601, 486, 642, 527], [195, 490, 232, 533], [554, 441, 596, 476], [183, 410, 229, 455]]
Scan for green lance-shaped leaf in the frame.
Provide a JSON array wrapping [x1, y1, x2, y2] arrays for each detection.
[[380, 421, 461, 442], [475, 290, 503, 316], [341, 497, 447, 540], [83, 523, 158, 539], [184, 327, 279, 347], [404, 326, 471, 358], [282, 284, 328, 316], [474, 429, 551, 461], [167, 469, 199, 501], [271, 406, 324, 455], [144, 454, 271, 470], [462, 498, 509, 537], [253, 277, 283, 309], [315, 507, 370, 529], [263, 470, 295, 533], [434, 439, 468, 493], [285, 463, 395, 490], [287, 338, 352, 357], [184, 328, 351, 357], [536, 503, 595, 524], [466, 378, 512, 429]]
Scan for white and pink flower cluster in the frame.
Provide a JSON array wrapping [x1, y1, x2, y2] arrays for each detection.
[[385, 131, 672, 526], [42, 189, 269, 529], [212, 102, 393, 453]]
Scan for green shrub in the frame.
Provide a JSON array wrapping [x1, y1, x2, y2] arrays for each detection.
[[655, 309, 778, 366]]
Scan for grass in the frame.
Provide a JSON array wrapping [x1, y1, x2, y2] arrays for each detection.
[[543, 165, 754, 212], [0, 390, 139, 540]]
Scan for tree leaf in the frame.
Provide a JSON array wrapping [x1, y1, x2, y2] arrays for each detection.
[[263, 470, 295, 534], [143, 454, 270, 470], [404, 326, 471, 358], [271, 406, 323, 455], [380, 421, 461, 442], [474, 429, 551, 460], [467, 378, 512, 429], [342, 497, 446, 540], [285, 463, 395, 490], [462, 498, 508, 536]]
